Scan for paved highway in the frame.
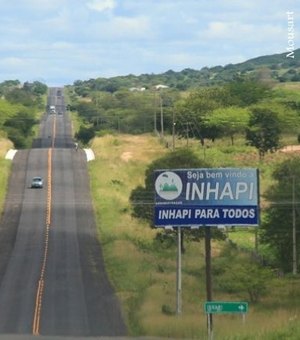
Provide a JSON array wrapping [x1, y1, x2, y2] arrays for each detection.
[[0, 88, 127, 338]]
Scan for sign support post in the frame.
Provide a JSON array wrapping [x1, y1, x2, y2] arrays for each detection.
[[176, 226, 182, 315], [205, 226, 213, 339]]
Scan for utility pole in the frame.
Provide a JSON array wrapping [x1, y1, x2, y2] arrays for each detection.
[[153, 91, 157, 134], [118, 117, 121, 133], [172, 109, 176, 151], [185, 122, 189, 147], [160, 95, 164, 139], [292, 176, 297, 275]]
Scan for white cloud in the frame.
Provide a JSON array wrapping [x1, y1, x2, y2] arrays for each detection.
[[2, 0, 66, 11], [111, 16, 150, 37], [157, 52, 200, 68], [200, 21, 285, 43], [1, 57, 26, 68], [204, 21, 254, 39], [86, 0, 116, 12], [0, 0, 296, 85], [89, 15, 152, 40], [26, 0, 63, 8], [50, 41, 75, 50]]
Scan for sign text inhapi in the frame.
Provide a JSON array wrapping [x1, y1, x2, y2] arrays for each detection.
[[154, 168, 259, 227]]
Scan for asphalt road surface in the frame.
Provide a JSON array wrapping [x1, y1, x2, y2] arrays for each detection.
[[0, 89, 128, 338]]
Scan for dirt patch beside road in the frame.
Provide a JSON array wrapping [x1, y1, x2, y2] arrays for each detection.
[[280, 145, 300, 153], [121, 151, 133, 162]]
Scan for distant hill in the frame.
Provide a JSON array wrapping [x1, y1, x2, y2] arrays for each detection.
[[71, 48, 300, 93]]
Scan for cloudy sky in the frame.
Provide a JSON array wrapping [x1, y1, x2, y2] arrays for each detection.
[[0, 0, 298, 86]]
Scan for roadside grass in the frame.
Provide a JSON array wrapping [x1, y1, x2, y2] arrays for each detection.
[[226, 228, 256, 250], [274, 81, 300, 92], [88, 132, 300, 339], [89, 134, 166, 333], [69, 111, 82, 137], [0, 138, 13, 216]]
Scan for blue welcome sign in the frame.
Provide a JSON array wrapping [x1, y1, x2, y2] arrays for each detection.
[[154, 168, 259, 227]]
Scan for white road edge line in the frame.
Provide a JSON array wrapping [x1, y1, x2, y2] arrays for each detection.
[[5, 149, 18, 160], [5, 148, 96, 162], [83, 148, 95, 162]]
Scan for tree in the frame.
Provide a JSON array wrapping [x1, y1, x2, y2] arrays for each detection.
[[261, 158, 300, 272], [215, 245, 272, 303], [0, 99, 20, 127], [75, 125, 95, 145], [226, 78, 271, 107], [207, 106, 250, 145], [245, 108, 281, 159], [5, 128, 28, 148], [4, 110, 37, 148], [175, 87, 230, 145], [31, 81, 48, 96], [0, 80, 20, 97], [76, 102, 101, 122], [255, 101, 300, 135], [4, 111, 36, 136], [5, 88, 35, 106]]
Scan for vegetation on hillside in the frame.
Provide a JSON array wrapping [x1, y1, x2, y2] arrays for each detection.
[[70, 77, 300, 160], [0, 80, 47, 148], [69, 48, 300, 93]]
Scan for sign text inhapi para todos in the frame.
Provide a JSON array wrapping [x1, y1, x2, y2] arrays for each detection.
[[154, 168, 259, 227]]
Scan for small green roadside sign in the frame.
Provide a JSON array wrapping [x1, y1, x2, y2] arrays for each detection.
[[204, 301, 248, 314]]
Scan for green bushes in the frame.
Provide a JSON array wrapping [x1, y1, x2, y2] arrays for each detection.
[[75, 125, 95, 145]]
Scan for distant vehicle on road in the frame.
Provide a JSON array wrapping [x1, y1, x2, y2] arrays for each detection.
[[49, 105, 56, 114], [31, 177, 43, 188]]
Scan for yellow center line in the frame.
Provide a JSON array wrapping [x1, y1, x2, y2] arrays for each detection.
[[52, 115, 56, 149], [46, 149, 52, 226], [32, 279, 44, 335], [32, 115, 56, 335]]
